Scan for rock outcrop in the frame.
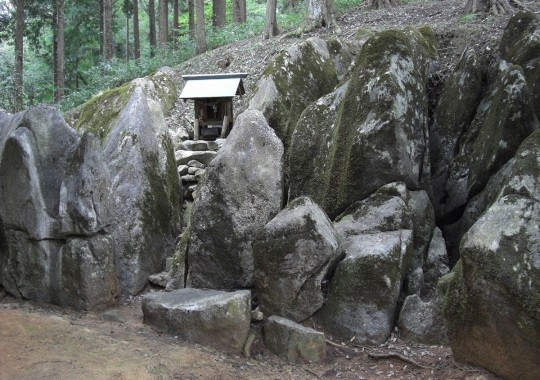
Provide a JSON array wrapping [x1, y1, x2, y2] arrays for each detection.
[[442, 130, 540, 380], [0, 68, 181, 306], [0, 106, 116, 309], [249, 37, 339, 150], [289, 27, 437, 218], [186, 110, 284, 289]]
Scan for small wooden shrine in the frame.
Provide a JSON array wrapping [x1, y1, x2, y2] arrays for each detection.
[[179, 73, 248, 140]]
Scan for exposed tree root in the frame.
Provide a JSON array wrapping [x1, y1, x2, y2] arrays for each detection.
[[367, 351, 433, 369]]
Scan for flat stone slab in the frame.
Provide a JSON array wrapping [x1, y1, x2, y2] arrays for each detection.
[[264, 316, 326, 363], [142, 288, 251, 352], [180, 140, 219, 152], [175, 150, 217, 166]]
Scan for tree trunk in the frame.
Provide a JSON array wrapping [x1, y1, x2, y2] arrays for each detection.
[[306, 0, 336, 29], [195, 0, 206, 54], [264, 0, 278, 39], [149, 0, 157, 57], [126, 10, 130, 64], [14, 0, 24, 111], [134, 0, 140, 59], [158, 0, 168, 49], [212, 0, 226, 28], [99, 0, 104, 58], [464, 0, 516, 14], [103, 0, 114, 61], [55, 0, 65, 101], [172, 0, 179, 49], [366, 0, 400, 9], [189, 0, 195, 40], [232, 0, 246, 24]]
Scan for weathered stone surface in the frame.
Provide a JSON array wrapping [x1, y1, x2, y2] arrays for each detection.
[[334, 183, 412, 238], [0, 106, 117, 309], [318, 230, 413, 345], [60, 236, 117, 310], [142, 288, 251, 352], [444, 196, 540, 380], [429, 48, 484, 218], [249, 37, 338, 150], [187, 110, 284, 289], [327, 38, 354, 80], [443, 128, 540, 380], [264, 316, 326, 364], [103, 88, 182, 296], [253, 197, 342, 322], [423, 227, 449, 285], [288, 28, 437, 218], [187, 160, 206, 169], [408, 190, 435, 269], [175, 150, 217, 166], [444, 61, 538, 217], [398, 291, 447, 345], [148, 272, 171, 288], [74, 67, 177, 142], [289, 82, 349, 206], [405, 267, 424, 296], [179, 140, 218, 152]]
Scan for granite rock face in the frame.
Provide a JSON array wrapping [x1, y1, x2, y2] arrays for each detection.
[[187, 110, 284, 289], [253, 197, 342, 322]]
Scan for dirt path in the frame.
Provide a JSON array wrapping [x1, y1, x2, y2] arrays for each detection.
[[0, 293, 498, 380]]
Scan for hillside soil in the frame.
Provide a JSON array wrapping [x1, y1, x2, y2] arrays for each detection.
[[2, 0, 539, 378], [0, 290, 497, 380]]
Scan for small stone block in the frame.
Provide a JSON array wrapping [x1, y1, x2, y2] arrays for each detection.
[[264, 315, 326, 363]]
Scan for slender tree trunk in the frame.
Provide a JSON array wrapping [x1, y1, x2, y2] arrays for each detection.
[[126, 11, 130, 64], [195, 0, 206, 54], [189, 0, 195, 40], [55, 0, 65, 101], [149, 0, 157, 57], [264, 0, 278, 39], [158, 0, 168, 49], [53, 5, 58, 101], [99, 0, 104, 58], [232, 0, 246, 23], [464, 0, 515, 14], [103, 0, 114, 61], [14, 0, 24, 111], [172, 0, 179, 49], [134, 0, 140, 59], [212, 0, 226, 28], [306, 0, 336, 29]]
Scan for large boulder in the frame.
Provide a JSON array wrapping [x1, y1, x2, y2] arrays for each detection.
[[318, 230, 413, 345], [443, 130, 540, 380], [74, 68, 177, 141], [249, 37, 338, 150], [289, 28, 437, 218], [142, 289, 251, 353], [398, 289, 447, 345], [499, 11, 540, 120], [0, 106, 116, 309], [102, 87, 182, 296], [253, 197, 342, 322], [187, 110, 284, 289], [429, 48, 484, 218], [443, 61, 538, 218]]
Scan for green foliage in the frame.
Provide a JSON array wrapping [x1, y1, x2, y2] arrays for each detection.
[[0, 0, 363, 114], [460, 13, 481, 23]]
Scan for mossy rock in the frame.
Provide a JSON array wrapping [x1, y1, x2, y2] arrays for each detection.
[[74, 69, 177, 144], [295, 28, 437, 218], [249, 37, 339, 152], [499, 11, 540, 66]]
